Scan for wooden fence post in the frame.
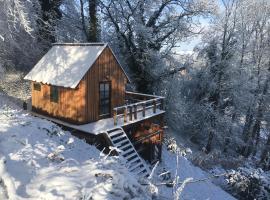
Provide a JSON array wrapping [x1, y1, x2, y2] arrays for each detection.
[[134, 104, 137, 120], [124, 107, 127, 123], [129, 106, 133, 121], [113, 110, 117, 125]]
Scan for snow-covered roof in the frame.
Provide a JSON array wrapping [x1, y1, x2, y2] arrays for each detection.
[[24, 43, 130, 88]]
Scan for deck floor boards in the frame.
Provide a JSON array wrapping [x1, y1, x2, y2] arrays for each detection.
[[31, 109, 165, 135]]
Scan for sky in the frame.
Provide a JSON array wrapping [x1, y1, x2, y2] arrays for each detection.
[[174, 17, 211, 54]]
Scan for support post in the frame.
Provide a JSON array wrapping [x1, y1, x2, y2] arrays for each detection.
[[124, 107, 127, 123], [153, 99, 157, 113], [142, 103, 146, 117], [160, 98, 164, 110], [129, 106, 133, 121], [113, 109, 117, 125], [134, 104, 137, 120]]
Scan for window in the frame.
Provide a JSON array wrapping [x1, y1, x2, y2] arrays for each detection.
[[99, 82, 111, 117], [50, 86, 59, 103], [33, 83, 41, 91]]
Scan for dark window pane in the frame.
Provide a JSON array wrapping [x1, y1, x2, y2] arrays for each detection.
[[99, 82, 110, 116], [100, 84, 105, 91], [50, 86, 59, 103], [105, 84, 109, 91], [33, 83, 41, 91], [104, 91, 109, 98]]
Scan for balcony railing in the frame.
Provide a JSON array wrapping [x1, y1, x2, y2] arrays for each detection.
[[113, 91, 165, 125]]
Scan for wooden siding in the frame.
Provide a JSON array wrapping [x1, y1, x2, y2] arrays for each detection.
[[31, 46, 127, 124], [84, 47, 127, 122], [31, 80, 86, 124]]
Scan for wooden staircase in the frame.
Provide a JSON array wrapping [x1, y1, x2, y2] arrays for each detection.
[[106, 127, 150, 177]]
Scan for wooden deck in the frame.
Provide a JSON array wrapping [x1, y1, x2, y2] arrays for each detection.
[[31, 108, 165, 135], [30, 91, 165, 135]]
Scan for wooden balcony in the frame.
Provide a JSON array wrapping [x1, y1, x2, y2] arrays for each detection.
[[113, 91, 165, 126]]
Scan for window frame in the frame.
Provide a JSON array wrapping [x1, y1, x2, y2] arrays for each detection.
[[33, 83, 41, 91], [50, 86, 59, 103], [99, 81, 111, 117]]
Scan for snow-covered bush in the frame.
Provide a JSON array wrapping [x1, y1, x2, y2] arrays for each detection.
[[226, 168, 270, 200]]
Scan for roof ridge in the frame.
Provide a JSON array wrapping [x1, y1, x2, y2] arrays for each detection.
[[52, 43, 107, 46]]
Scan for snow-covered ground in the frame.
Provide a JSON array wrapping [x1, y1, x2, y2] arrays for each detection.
[[0, 93, 151, 200], [155, 147, 235, 200], [0, 92, 235, 199]]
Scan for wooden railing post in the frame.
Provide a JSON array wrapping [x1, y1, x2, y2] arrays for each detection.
[[153, 99, 157, 113], [124, 107, 127, 123], [113, 109, 117, 125], [129, 106, 133, 121], [142, 103, 146, 117], [134, 104, 137, 120]]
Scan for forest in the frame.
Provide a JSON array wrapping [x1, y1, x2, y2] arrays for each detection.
[[0, 0, 270, 199]]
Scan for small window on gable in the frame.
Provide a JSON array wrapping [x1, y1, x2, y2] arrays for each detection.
[[33, 83, 41, 91], [50, 86, 59, 103]]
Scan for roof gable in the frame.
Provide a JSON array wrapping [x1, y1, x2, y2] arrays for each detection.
[[24, 43, 130, 88]]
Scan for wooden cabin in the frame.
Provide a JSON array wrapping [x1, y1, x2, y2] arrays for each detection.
[[25, 43, 165, 175], [25, 43, 129, 124]]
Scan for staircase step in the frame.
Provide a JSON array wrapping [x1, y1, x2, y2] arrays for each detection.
[[122, 148, 135, 157], [108, 129, 124, 137], [112, 134, 128, 143], [114, 139, 129, 147], [105, 127, 149, 178], [138, 168, 147, 174], [125, 152, 138, 161], [107, 128, 120, 133], [139, 170, 149, 177], [127, 158, 141, 166], [129, 162, 144, 171], [119, 143, 132, 151]]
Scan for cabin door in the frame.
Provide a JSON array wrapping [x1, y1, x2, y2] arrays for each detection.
[[99, 82, 111, 118]]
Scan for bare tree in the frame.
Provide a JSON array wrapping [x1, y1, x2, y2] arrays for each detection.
[[100, 0, 216, 92]]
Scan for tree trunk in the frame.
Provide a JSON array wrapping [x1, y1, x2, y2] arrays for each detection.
[[260, 135, 270, 170], [79, 0, 87, 38], [242, 107, 254, 141], [205, 130, 214, 154], [88, 0, 99, 42], [242, 68, 270, 157]]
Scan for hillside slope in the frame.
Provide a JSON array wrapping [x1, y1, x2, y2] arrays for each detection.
[[0, 93, 151, 200], [0, 92, 235, 199]]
